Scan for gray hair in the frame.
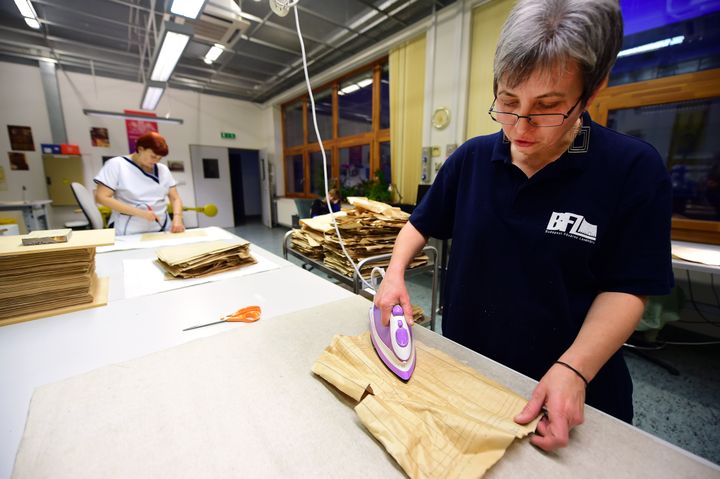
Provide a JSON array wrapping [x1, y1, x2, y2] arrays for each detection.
[[493, 0, 623, 104]]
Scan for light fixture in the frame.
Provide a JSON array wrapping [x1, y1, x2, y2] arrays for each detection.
[[141, 81, 166, 111], [83, 109, 184, 125], [203, 44, 224, 65], [268, 0, 299, 17], [14, 0, 40, 29], [170, 0, 207, 19], [149, 22, 193, 82], [356, 78, 373, 88], [339, 84, 360, 95], [617, 35, 685, 58]]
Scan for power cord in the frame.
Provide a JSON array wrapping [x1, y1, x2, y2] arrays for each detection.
[[290, 3, 379, 293]]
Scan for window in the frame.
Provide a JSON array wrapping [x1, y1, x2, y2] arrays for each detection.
[[280, 59, 390, 198], [610, 9, 720, 87], [285, 154, 304, 194], [308, 89, 332, 145], [284, 101, 304, 148], [309, 150, 332, 196], [339, 145, 370, 196], [380, 63, 390, 130], [338, 71, 373, 137], [589, 68, 720, 243], [379, 142, 391, 185], [608, 98, 720, 221]]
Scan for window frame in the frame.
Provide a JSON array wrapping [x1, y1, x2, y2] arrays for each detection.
[[281, 58, 389, 198], [588, 68, 720, 244]]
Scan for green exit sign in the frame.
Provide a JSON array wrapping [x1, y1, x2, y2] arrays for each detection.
[[221, 132, 236, 139]]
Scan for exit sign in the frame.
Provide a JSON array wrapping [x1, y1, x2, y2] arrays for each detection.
[[221, 132, 236, 139]]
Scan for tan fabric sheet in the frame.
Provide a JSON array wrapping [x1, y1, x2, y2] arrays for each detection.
[[312, 333, 539, 479]]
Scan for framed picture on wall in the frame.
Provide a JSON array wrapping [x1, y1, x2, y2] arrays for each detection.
[[8, 152, 29, 170], [7, 126, 35, 151], [90, 127, 110, 147], [168, 160, 185, 172]]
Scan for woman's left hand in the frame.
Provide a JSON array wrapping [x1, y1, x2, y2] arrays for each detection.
[[171, 218, 185, 233], [513, 363, 586, 451]]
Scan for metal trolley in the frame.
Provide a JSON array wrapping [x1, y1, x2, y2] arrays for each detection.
[[282, 230, 439, 331]]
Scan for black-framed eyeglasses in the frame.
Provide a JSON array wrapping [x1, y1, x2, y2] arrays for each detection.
[[488, 97, 583, 127]]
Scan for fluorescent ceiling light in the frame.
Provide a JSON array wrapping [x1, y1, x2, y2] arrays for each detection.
[[15, 0, 40, 29], [14, 0, 36, 18], [170, 0, 206, 19], [83, 109, 184, 125], [357, 78, 373, 88], [24, 17, 40, 29], [203, 44, 224, 64], [141, 82, 166, 110], [339, 84, 360, 95], [150, 23, 193, 82], [617, 35, 685, 58]]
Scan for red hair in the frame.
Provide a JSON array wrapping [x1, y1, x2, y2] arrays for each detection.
[[135, 132, 169, 156]]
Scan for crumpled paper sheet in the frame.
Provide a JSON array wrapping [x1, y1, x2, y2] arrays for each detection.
[[312, 333, 539, 479]]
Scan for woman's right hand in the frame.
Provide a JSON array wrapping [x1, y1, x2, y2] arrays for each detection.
[[374, 272, 413, 327], [139, 208, 160, 223]]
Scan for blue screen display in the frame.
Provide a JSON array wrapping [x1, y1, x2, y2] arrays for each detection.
[[621, 0, 720, 35]]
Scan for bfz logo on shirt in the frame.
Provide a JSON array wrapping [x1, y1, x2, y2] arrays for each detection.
[[545, 212, 597, 243]]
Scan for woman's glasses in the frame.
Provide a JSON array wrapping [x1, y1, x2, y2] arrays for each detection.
[[488, 97, 582, 127]]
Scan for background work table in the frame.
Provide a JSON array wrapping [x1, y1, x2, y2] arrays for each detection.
[[1, 235, 718, 478]]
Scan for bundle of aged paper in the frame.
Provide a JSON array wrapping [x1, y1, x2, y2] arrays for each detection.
[[0, 248, 95, 319], [155, 239, 256, 279], [0, 229, 114, 324], [312, 333, 540, 479], [290, 197, 428, 277]]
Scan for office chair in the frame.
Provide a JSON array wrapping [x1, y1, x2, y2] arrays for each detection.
[[70, 182, 104, 229]]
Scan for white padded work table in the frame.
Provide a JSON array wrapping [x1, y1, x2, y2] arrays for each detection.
[[1, 241, 719, 478]]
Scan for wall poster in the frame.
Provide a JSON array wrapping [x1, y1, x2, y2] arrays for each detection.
[[124, 110, 158, 153], [90, 127, 110, 147], [7, 125, 35, 151], [8, 152, 29, 170]]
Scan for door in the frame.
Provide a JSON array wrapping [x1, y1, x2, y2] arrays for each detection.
[[259, 149, 272, 228], [189, 145, 234, 228]]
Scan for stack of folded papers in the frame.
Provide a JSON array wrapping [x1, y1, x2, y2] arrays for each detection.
[[156, 239, 256, 279], [0, 229, 114, 325], [289, 198, 428, 277], [322, 197, 428, 277]]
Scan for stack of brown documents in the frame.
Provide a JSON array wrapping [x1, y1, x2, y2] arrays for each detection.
[[289, 198, 428, 277], [321, 197, 428, 277], [0, 248, 95, 320], [290, 212, 347, 260], [0, 229, 114, 326], [156, 239, 256, 279]]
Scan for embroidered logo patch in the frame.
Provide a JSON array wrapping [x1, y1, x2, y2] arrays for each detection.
[[545, 212, 597, 243]]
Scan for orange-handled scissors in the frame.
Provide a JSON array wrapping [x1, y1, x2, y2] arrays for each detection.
[[182, 306, 261, 331]]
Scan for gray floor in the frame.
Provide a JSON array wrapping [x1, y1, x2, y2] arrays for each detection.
[[226, 221, 720, 465]]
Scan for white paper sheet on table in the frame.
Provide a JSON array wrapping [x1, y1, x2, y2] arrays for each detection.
[[98, 227, 236, 253], [672, 243, 720, 266], [123, 247, 280, 298]]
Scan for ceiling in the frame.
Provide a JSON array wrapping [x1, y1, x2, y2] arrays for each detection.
[[0, 0, 457, 104]]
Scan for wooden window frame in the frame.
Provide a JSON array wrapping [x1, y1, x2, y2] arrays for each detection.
[[588, 68, 720, 245], [281, 58, 390, 198]]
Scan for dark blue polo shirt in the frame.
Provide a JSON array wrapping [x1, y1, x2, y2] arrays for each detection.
[[410, 113, 673, 421]]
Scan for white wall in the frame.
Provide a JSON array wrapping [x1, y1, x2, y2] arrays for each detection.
[[423, 3, 473, 182], [0, 61, 275, 229], [0, 62, 53, 227]]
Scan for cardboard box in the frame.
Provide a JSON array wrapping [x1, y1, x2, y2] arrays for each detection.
[[41, 144, 61, 154]]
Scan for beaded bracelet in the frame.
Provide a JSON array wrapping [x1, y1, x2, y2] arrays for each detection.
[[554, 360, 589, 387]]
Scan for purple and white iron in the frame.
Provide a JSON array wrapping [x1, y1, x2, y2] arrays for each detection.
[[370, 304, 416, 381]]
